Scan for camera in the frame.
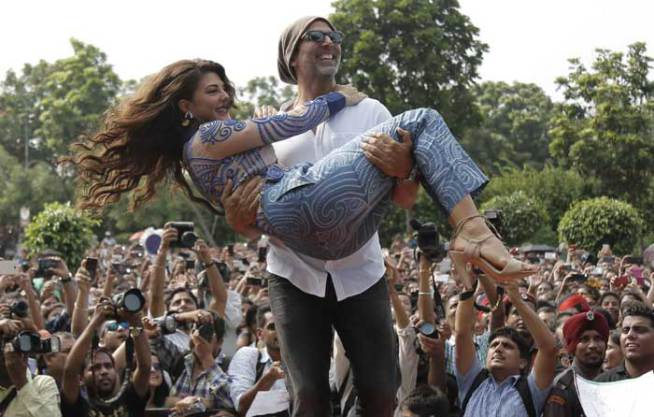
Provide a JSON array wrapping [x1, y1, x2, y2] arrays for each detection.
[[36, 258, 59, 278], [409, 219, 445, 262], [10, 331, 61, 354], [169, 222, 198, 249], [154, 315, 179, 335], [246, 276, 263, 287], [194, 322, 215, 343], [483, 209, 504, 238], [111, 288, 146, 317], [415, 322, 438, 339], [10, 300, 29, 319]]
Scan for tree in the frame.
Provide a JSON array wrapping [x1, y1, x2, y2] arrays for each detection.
[[330, 0, 488, 134], [481, 191, 549, 246], [0, 39, 122, 164], [23, 202, 99, 267], [558, 197, 643, 255], [549, 43, 654, 210], [462, 82, 554, 174], [232, 76, 296, 120]]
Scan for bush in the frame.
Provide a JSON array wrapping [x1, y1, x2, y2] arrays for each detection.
[[558, 197, 643, 255], [481, 191, 548, 245], [481, 165, 596, 232], [24, 202, 99, 267]]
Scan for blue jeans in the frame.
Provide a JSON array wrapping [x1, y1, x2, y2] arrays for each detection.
[[257, 108, 488, 260]]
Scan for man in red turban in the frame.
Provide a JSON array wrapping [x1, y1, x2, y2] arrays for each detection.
[[542, 310, 609, 417]]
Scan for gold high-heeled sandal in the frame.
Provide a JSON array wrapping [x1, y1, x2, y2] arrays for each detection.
[[448, 215, 535, 283]]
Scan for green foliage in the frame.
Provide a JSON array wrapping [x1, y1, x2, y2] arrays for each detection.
[[23, 202, 99, 267], [462, 82, 554, 174], [549, 43, 654, 209], [481, 191, 549, 246], [232, 76, 296, 120], [481, 165, 596, 233], [330, 0, 488, 134], [558, 197, 643, 255]]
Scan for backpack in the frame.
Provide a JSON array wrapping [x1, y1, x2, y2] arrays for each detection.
[[459, 369, 536, 417]]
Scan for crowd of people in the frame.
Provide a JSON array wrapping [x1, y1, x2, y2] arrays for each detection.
[[0, 226, 653, 417]]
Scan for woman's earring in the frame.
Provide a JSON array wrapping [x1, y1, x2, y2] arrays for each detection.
[[181, 111, 194, 127]]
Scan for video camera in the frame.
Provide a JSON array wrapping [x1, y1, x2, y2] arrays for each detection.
[[9, 331, 61, 354], [9, 300, 29, 319], [154, 314, 179, 335], [409, 219, 445, 262], [169, 222, 198, 249]]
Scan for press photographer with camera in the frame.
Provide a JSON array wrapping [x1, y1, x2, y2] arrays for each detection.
[[149, 224, 228, 352], [0, 310, 62, 416], [145, 310, 234, 413], [61, 288, 151, 417]]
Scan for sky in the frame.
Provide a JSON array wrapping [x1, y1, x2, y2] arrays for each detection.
[[1, 0, 653, 100]]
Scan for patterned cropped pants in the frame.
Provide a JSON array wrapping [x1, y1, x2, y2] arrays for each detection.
[[257, 108, 488, 260]]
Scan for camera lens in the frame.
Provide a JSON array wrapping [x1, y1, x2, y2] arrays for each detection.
[[181, 231, 198, 248], [121, 289, 145, 313], [417, 322, 436, 337]]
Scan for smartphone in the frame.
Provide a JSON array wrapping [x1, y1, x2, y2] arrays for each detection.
[[0, 260, 19, 275], [544, 252, 557, 261], [85, 257, 98, 280], [246, 277, 263, 286], [185, 259, 196, 270], [258, 247, 268, 263], [626, 256, 643, 265], [569, 273, 588, 283]]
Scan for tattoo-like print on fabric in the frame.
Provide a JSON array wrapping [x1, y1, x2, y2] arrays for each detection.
[[257, 108, 489, 260], [199, 119, 247, 145], [253, 95, 330, 145]]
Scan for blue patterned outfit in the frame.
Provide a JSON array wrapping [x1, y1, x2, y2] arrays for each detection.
[[185, 102, 487, 260]]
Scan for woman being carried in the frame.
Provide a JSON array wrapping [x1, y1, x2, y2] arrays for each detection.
[[70, 59, 534, 282]]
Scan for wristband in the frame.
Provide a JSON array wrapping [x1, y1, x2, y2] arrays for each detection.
[[203, 261, 217, 270], [459, 289, 475, 301], [418, 291, 433, 296], [129, 326, 144, 337]]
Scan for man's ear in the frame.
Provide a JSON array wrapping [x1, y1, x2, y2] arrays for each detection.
[[178, 99, 192, 114]]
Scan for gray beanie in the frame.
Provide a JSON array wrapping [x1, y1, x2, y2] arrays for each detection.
[[277, 16, 336, 85]]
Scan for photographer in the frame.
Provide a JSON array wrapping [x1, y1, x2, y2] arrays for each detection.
[[146, 311, 234, 413], [0, 315, 62, 417], [227, 304, 286, 416], [61, 293, 151, 417], [149, 227, 227, 349]]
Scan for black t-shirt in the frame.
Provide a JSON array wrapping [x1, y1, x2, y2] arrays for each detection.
[[61, 382, 147, 417]]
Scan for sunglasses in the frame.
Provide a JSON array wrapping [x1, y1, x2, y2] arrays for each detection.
[[151, 363, 162, 372], [265, 322, 276, 331], [106, 321, 129, 332], [301, 30, 344, 44]]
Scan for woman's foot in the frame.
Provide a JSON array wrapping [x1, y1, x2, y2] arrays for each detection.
[[450, 216, 537, 282]]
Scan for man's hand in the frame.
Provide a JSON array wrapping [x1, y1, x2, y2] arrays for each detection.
[[262, 361, 285, 384], [143, 317, 162, 339], [192, 239, 212, 265], [221, 177, 264, 234], [417, 332, 445, 357], [173, 396, 206, 415], [159, 226, 178, 253], [3, 347, 28, 389], [0, 319, 22, 337], [361, 127, 413, 179], [75, 267, 92, 293], [49, 257, 70, 279]]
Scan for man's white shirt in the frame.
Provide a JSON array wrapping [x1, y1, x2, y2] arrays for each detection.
[[268, 98, 392, 301]]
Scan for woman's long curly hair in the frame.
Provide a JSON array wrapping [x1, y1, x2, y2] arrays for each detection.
[[67, 59, 236, 215]]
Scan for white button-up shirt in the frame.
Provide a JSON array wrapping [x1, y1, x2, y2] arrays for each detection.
[[227, 346, 287, 409], [269, 98, 392, 301]]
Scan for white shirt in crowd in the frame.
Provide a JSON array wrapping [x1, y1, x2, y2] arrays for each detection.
[[268, 98, 392, 300], [228, 346, 287, 410]]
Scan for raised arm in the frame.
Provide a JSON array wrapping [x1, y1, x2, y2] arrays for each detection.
[[417, 256, 436, 325], [150, 227, 176, 317], [71, 267, 92, 337], [454, 258, 477, 376], [197, 92, 349, 160], [193, 239, 226, 317], [504, 283, 557, 390]]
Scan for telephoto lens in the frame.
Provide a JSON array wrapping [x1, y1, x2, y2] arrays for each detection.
[[113, 288, 146, 314], [155, 315, 178, 335], [11, 331, 61, 354], [416, 322, 439, 339]]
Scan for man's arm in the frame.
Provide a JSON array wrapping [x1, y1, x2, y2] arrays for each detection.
[[193, 240, 227, 317], [417, 256, 436, 325], [63, 300, 111, 405], [505, 283, 557, 390], [478, 274, 505, 332], [128, 314, 151, 398], [18, 272, 44, 330], [149, 227, 176, 317], [454, 261, 477, 376], [386, 257, 409, 329], [71, 268, 92, 337], [221, 178, 265, 239]]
